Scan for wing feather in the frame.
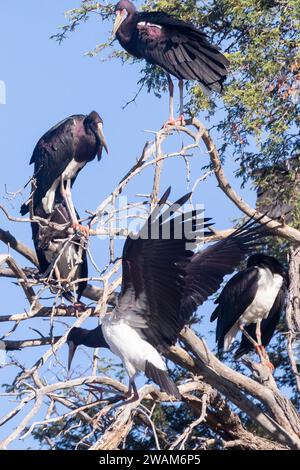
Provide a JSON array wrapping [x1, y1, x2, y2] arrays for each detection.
[[118, 189, 211, 349], [180, 218, 271, 324], [132, 12, 229, 91], [211, 267, 260, 353]]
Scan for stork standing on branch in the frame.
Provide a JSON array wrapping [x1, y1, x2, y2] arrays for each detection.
[[112, 0, 229, 126], [20, 111, 108, 235], [68, 189, 273, 403], [211, 254, 289, 371]]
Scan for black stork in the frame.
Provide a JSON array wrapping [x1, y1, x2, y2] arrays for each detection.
[[20, 111, 108, 234], [210, 254, 289, 370], [112, 0, 229, 125], [67, 190, 271, 402], [32, 201, 88, 303]]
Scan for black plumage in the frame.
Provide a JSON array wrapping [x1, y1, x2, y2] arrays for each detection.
[[32, 201, 88, 302], [67, 192, 273, 399], [20, 111, 108, 226], [211, 254, 289, 366], [112, 0, 229, 123], [113, 0, 228, 91], [116, 188, 210, 352], [68, 188, 210, 399], [67, 325, 109, 370], [234, 287, 286, 359]]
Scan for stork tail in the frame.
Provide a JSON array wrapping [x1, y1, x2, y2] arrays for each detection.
[[20, 202, 30, 216], [145, 361, 181, 400]]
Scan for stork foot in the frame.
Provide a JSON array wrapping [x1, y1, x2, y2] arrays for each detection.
[[163, 118, 177, 128], [263, 360, 275, 374], [255, 345, 274, 373], [163, 115, 186, 128], [72, 223, 90, 237], [175, 115, 186, 126]]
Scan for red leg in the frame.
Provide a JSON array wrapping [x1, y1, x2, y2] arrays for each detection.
[[71, 223, 90, 237]]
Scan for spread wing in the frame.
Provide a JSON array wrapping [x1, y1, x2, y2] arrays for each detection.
[[118, 188, 211, 350], [133, 11, 229, 91], [234, 283, 287, 358], [180, 218, 270, 323], [210, 267, 260, 352]]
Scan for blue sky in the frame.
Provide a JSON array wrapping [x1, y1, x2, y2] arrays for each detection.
[[0, 1, 258, 449]]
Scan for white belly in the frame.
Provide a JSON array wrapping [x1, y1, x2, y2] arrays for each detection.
[[240, 269, 283, 326], [102, 313, 166, 379], [223, 268, 283, 351], [42, 159, 85, 214]]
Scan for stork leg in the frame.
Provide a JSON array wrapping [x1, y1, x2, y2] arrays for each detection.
[[239, 322, 274, 373], [175, 80, 186, 126], [98, 379, 139, 418], [163, 74, 176, 127], [255, 319, 274, 373], [239, 323, 259, 347], [60, 177, 89, 236]]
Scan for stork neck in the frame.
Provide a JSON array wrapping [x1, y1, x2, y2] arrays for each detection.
[[80, 326, 109, 349], [117, 11, 139, 44]]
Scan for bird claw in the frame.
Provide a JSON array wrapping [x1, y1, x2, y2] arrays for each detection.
[[72, 223, 90, 237], [175, 115, 186, 126], [163, 118, 177, 128], [262, 360, 275, 374], [163, 115, 186, 128], [254, 345, 275, 374]]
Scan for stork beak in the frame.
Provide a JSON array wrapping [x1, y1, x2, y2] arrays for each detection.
[[112, 10, 126, 37], [96, 122, 108, 161], [67, 341, 77, 371]]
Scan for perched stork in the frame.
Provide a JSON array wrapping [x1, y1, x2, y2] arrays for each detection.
[[20, 111, 108, 234], [32, 201, 88, 303], [112, 0, 229, 125], [67, 191, 271, 402], [210, 254, 289, 370]]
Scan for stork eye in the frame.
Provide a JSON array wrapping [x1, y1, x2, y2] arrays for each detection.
[[119, 9, 127, 18]]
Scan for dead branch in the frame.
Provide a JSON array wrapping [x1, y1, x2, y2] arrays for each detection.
[[188, 117, 300, 244], [0, 119, 299, 451], [0, 228, 38, 266]]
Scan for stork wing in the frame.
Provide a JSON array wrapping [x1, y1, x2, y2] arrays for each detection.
[[210, 266, 260, 352], [234, 283, 288, 359], [29, 115, 85, 211], [135, 11, 229, 91], [180, 218, 270, 322], [118, 188, 211, 350]]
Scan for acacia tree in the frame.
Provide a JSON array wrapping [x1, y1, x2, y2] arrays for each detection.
[[0, 0, 299, 450]]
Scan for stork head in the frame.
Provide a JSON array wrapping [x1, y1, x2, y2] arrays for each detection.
[[66, 327, 83, 371], [113, 0, 136, 37], [67, 325, 109, 371], [84, 111, 108, 160], [247, 253, 286, 277]]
